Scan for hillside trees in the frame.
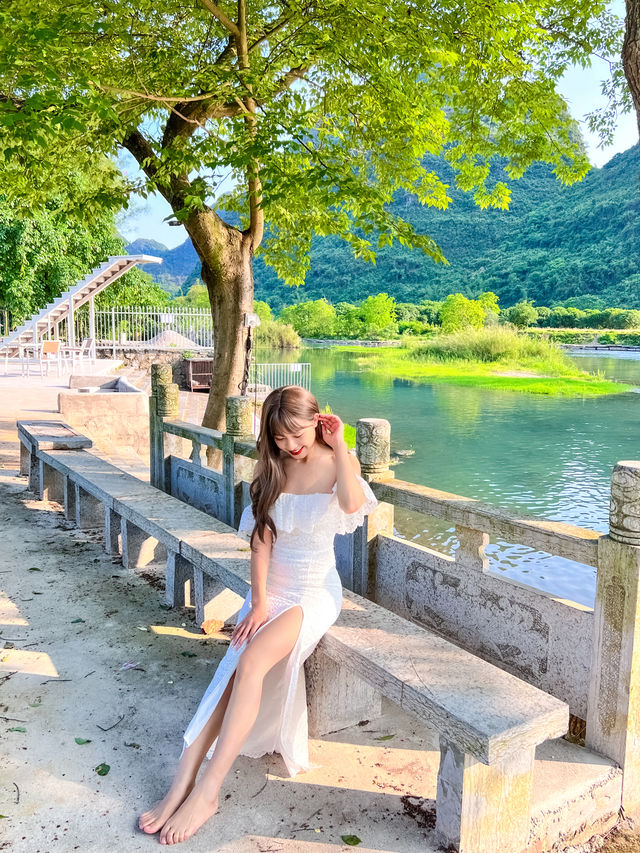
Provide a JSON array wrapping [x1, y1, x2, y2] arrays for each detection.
[[0, 166, 167, 323], [0, 0, 624, 427]]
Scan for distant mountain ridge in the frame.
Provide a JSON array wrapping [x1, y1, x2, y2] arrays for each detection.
[[127, 144, 640, 309], [126, 237, 199, 295]]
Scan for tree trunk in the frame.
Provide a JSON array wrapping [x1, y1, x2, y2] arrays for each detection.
[[623, 0, 640, 137], [184, 208, 254, 431]]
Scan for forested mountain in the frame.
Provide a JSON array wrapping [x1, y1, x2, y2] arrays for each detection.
[[128, 144, 640, 310], [125, 237, 199, 295]]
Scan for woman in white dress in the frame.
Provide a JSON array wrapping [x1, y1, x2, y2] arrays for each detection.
[[139, 385, 377, 846]]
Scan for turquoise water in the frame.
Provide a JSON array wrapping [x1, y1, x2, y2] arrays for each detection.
[[257, 347, 640, 607]]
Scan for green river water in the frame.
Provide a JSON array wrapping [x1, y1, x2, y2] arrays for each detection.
[[256, 347, 640, 608]]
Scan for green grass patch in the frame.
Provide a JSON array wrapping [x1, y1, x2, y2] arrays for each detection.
[[334, 328, 633, 397]]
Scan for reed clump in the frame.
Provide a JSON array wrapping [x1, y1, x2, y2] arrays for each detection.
[[410, 325, 570, 369]]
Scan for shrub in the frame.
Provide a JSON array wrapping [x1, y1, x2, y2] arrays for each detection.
[[506, 300, 538, 328], [438, 294, 485, 333], [410, 325, 569, 366]]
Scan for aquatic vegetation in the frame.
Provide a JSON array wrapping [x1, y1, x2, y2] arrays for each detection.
[[333, 328, 633, 397]]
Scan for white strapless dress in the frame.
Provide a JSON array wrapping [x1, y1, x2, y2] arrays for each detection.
[[182, 476, 378, 776]]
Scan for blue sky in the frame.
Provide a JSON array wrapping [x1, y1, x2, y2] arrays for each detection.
[[120, 48, 639, 250]]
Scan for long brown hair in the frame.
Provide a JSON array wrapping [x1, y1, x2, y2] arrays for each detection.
[[249, 385, 329, 548]]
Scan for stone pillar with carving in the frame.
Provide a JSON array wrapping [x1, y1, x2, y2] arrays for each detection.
[[222, 396, 253, 527], [586, 461, 640, 814], [350, 418, 395, 597], [149, 363, 179, 491]]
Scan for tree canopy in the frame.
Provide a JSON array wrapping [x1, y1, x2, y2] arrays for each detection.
[[0, 0, 626, 425]]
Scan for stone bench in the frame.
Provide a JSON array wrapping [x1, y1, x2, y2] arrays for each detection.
[[27, 441, 569, 853], [17, 420, 93, 498], [35, 447, 234, 625]]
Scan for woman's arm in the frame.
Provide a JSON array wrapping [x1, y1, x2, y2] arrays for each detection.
[[231, 462, 272, 647], [318, 413, 366, 513], [231, 527, 272, 648]]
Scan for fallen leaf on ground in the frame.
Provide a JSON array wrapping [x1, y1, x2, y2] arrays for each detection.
[[181, 651, 197, 657], [341, 835, 361, 846], [375, 734, 395, 741], [124, 742, 140, 749], [94, 763, 110, 776], [8, 727, 26, 733], [28, 567, 41, 572], [70, 619, 85, 624], [75, 737, 91, 745], [28, 702, 41, 708]]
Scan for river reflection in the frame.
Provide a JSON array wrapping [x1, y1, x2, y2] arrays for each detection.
[[256, 346, 640, 607]]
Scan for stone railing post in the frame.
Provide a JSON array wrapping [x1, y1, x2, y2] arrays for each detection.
[[347, 418, 395, 597], [586, 461, 640, 814], [222, 396, 253, 527], [149, 363, 179, 492]]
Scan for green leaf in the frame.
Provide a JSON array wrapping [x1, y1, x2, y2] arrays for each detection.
[[341, 835, 362, 846], [70, 618, 85, 624], [375, 734, 395, 741], [28, 701, 41, 707], [28, 567, 41, 572], [94, 763, 110, 776], [75, 737, 91, 745], [181, 651, 196, 657], [8, 727, 26, 733]]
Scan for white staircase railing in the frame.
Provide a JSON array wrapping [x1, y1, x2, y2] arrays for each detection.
[[0, 254, 162, 359]]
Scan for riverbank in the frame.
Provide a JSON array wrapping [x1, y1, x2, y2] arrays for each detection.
[[332, 331, 634, 397]]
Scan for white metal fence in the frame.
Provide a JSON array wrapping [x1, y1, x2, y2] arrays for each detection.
[[75, 306, 214, 350], [249, 362, 311, 391]]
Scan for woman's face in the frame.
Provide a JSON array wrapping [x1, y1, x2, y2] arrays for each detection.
[[272, 416, 318, 459]]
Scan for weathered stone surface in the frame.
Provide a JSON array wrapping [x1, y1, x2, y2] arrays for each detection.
[[374, 534, 592, 717], [435, 737, 535, 853], [455, 524, 489, 572], [169, 455, 224, 518], [40, 461, 64, 503], [587, 535, 640, 814], [531, 737, 622, 851], [58, 389, 149, 457], [305, 646, 383, 737], [323, 590, 568, 765], [371, 477, 602, 567], [120, 518, 163, 569], [356, 418, 393, 478], [104, 508, 120, 555], [75, 485, 104, 529], [165, 552, 193, 607], [225, 396, 253, 437], [17, 420, 92, 451], [610, 461, 640, 545]]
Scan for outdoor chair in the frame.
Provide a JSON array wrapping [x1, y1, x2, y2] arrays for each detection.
[[61, 338, 95, 374], [38, 340, 67, 378]]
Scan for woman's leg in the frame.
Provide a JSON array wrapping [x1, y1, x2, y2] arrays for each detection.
[[139, 673, 236, 833], [159, 606, 304, 846]]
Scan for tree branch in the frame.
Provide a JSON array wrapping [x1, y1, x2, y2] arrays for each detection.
[[198, 0, 241, 39]]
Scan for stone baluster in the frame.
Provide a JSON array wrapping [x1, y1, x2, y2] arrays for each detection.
[[356, 418, 393, 482], [587, 461, 640, 813], [349, 418, 395, 597], [222, 396, 253, 527], [149, 363, 179, 492], [455, 525, 489, 572]]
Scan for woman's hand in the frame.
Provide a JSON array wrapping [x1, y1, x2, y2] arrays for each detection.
[[231, 600, 268, 648], [318, 413, 346, 451]]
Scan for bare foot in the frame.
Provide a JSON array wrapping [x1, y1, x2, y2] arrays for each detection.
[[138, 780, 194, 835], [159, 787, 219, 845]]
